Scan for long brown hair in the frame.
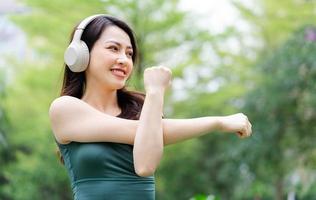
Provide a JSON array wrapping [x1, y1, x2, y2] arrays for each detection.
[[57, 15, 144, 164]]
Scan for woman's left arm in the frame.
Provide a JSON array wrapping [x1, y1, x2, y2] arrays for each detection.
[[162, 113, 252, 145]]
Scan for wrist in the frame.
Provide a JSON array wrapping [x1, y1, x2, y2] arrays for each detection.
[[206, 116, 222, 131], [212, 116, 224, 131], [146, 88, 165, 96]]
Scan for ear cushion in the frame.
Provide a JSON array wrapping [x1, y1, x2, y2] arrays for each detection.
[[64, 41, 89, 72]]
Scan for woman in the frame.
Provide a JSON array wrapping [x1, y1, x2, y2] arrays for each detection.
[[49, 14, 252, 200]]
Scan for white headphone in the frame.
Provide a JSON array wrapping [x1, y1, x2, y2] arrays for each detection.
[[64, 14, 107, 72]]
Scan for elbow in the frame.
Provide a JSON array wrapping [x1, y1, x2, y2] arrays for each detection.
[[133, 147, 163, 177], [135, 166, 156, 177]]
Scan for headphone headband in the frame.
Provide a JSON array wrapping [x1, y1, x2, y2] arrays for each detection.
[[73, 14, 107, 41]]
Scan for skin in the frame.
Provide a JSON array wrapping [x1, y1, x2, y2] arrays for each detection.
[[49, 25, 252, 177], [81, 26, 134, 115]]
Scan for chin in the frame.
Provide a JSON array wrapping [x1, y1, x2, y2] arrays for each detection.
[[113, 82, 126, 90], [105, 78, 126, 90]]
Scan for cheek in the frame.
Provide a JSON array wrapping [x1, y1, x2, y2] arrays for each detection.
[[89, 55, 111, 71], [128, 65, 134, 76], [88, 51, 102, 68]]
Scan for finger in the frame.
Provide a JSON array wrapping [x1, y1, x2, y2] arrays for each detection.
[[166, 67, 172, 74], [245, 121, 251, 136], [241, 124, 250, 138], [242, 129, 247, 138], [244, 114, 248, 121], [248, 122, 252, 136], [244, 123, 250, 137], [237, 129, 246, 138], [237, 131, 243, 138]]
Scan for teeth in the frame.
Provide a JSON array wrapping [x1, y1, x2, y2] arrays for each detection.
[[111, 69, 125, 76], [111, 69, 125, 73]]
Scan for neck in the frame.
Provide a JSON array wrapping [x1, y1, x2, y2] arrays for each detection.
[[81, 83, 121, 116]]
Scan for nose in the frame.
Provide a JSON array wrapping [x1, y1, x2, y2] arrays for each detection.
[[116, 53, 128, 65]]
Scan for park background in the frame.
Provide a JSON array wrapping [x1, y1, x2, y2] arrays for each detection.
[[0, 0, 316, 199]]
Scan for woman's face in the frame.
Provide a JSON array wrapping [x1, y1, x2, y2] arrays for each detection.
[[86, 25, 134, 90]]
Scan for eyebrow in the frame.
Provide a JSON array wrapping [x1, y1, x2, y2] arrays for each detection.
[[105, 40, 133, 49]]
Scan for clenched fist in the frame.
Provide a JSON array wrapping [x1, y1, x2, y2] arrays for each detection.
[[218, 113, 252, 138], [144, 66, 172, 93]]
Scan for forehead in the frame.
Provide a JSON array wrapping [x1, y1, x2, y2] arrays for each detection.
[[98, 26, 132, 47]]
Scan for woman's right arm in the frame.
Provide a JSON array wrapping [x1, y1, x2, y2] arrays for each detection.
[[49, 96, 252, 145], [49, 95, 137, 145]]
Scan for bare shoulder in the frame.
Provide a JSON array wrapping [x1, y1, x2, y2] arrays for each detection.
[[49, 96, 88, 144], [49, 96, 83, 116], [49, 95, 81, 109], [48, 96, 84, 129]]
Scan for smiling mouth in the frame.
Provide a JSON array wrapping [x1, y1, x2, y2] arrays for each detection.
[[110, 69, 126, 77]]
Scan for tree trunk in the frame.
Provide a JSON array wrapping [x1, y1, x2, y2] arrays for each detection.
[[275, 177, 284, 200]]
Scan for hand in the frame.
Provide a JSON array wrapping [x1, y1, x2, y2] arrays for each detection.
[[144, 66, 172, 93], [218, 113, 252, 138]]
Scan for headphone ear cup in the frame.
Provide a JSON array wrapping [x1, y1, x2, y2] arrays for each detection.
[[64, 41, 89, 72]]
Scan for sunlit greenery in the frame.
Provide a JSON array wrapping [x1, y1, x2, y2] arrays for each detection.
[[1, 0, 315, 199]]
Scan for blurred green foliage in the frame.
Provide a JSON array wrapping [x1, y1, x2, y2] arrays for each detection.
[[240, 25, 316, 200], [0, 64, 12, 200], [0, 0, 315, 199]]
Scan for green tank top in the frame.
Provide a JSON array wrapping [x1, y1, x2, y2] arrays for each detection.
[[57, 142, 155, 200]]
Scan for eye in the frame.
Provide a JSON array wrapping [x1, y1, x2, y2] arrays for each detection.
[[126, 51, 133, 58], [108, 46, 119, 51]]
